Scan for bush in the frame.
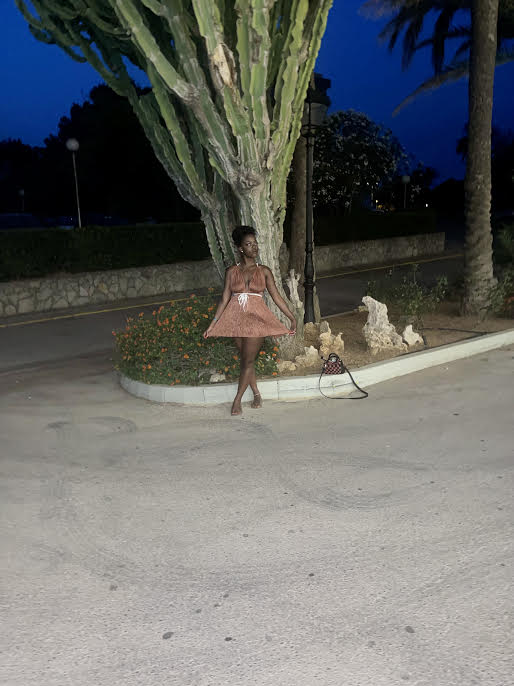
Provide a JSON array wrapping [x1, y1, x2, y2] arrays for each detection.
[[0, 221, 209, 281], [367, 264, 448, 327], [283, 209, 437, 247], [113, 293, 279, 386]]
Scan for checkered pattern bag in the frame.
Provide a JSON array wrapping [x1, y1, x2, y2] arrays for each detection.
[[319, 353, 368, 399], [322, 353, 344, 375]]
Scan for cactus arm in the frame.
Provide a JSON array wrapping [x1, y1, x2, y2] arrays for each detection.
[[272, 0, 333, 217], [234, 0, 272, 156]]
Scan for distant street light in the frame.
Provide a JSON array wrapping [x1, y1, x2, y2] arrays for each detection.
[[18, 188, 25, 213], [66, 138, 82, 228], [401, 174, 411, 210]]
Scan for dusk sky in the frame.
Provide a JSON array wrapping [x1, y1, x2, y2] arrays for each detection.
[[1, 1, 513, 181]]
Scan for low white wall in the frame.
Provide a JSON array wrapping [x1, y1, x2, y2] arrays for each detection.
[[0, 232, 445, 318]]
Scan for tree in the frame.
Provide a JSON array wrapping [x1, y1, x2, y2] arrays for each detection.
[[364, 0, 511, 312], [17, 0, 333, 313], [40, 84, 197, 221], [310, 109, 408, 212], [462, 0, 499, 313], [362, 0, 514, 111]]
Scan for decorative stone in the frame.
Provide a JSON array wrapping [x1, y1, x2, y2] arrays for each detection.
[[209, 373, 226, 383], [319, 320, 331, 335], [303, 322, 320, 339], [362, 296, 407, 355], [402, 325, 423, 347], [319, 322, 345, 360], [277, 360, 297, 373], [294, 345, 321, 369]]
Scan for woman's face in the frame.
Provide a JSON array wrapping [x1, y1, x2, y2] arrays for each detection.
[[240, 234, 259, 259]]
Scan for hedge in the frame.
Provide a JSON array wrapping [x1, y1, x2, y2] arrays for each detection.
[[283, 210, 438, 247], [0, 222, 209, 281], [1, 211, 437, 281]]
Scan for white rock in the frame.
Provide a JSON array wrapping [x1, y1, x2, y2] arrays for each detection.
[[209, 373, 226, 383], [277, 360, 297, 373], [402, 325, 423, 347], [319, 331, 345, 360], [294, 345, 321, 369], [319, 320, 331, 334], [362, 295, 407, 355]]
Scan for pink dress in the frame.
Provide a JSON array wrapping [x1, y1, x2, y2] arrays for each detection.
[[209, 264, 290, 338]]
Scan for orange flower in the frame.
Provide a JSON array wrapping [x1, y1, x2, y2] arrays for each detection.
[[139, 312, 144, 317], [205, 360, 210, 365], [147, 364, 152, 369], [186, 306, 192, 312], [233, 355, 238, 361], [272, 372, 277, 376], [259, 351, 265, 356], [202, 314, 209, 319], [273, 346, 279, 352], [224, 367, 229, 372], [183, 354, 189, 359], [175, 379, 181, 384]]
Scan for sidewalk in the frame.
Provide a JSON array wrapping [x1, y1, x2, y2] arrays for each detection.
[[1, 346, 513, 685]]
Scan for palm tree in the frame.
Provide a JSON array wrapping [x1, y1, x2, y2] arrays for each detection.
[[364, 0, 513, 313]]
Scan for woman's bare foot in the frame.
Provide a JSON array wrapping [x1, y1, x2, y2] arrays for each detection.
[[231, 399, 242, 416], [251, 393, 262, 409]]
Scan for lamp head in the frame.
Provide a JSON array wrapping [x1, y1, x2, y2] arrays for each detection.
[[66, 138, 80, 152]]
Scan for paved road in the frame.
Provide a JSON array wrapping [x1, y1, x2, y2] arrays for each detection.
[[0, 253, 463, 373], [1, 346, 513, 685]]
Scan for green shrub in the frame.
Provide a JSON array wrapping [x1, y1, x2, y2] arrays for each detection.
[[284, 209, 437, 247], [487, 268, 514, 317], [367, 264, 448, 327], [0, 222, 209, 281], [113, 293, 279, 386]]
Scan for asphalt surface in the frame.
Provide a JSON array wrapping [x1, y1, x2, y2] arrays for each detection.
[[1, 346, 513, 685], [0, 253, 463, 373]]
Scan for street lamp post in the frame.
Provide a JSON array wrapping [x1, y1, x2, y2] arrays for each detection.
[[66, 138, 82, 228], [302, 78, 330, 324], [401, 174, 410, 210]]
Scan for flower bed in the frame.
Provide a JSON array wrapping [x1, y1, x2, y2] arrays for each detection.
[[113, 292, 279, 385]]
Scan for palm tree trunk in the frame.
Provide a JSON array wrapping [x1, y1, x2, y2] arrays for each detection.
[[461, 0, 499, 315]]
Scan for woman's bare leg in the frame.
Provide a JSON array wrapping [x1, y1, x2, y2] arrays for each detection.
[[234, 337, 260, 399], [231, 337, 264, 415]]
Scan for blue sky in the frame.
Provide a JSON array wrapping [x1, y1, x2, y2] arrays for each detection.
[[1, 1, 513, 181]]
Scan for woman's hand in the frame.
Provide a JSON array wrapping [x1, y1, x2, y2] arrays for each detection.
[[288, 318, 297, 336], [203, 325, 213, 339]]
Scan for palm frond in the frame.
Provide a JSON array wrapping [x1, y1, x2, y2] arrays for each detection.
[[432, 7, 458, 72], [393, 47, 514, 115]]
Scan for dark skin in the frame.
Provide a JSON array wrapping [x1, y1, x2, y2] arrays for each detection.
[[204, 234, 296, 415]]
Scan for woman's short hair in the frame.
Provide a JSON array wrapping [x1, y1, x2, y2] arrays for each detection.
[[232, 225, 257, 247]]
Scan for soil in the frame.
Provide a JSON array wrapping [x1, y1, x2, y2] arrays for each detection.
[[282, 299, 514, 375]]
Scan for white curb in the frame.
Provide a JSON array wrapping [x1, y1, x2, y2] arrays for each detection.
[[120, 327, 514, 405]]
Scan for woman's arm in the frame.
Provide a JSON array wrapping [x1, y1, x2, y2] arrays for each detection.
[[263, 266, 296, 334], [204, 267, 233, 338]]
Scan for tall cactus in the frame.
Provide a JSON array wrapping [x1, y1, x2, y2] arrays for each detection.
[[17, 0, 333, 317]]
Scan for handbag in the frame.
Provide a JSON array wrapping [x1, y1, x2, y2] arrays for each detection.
[[319, 353, 368, 400]]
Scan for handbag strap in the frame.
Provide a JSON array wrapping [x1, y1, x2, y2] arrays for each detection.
[[319, 356, 368, 400]]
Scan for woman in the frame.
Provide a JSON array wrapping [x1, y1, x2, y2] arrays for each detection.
[[204, 226, 296, 415]]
